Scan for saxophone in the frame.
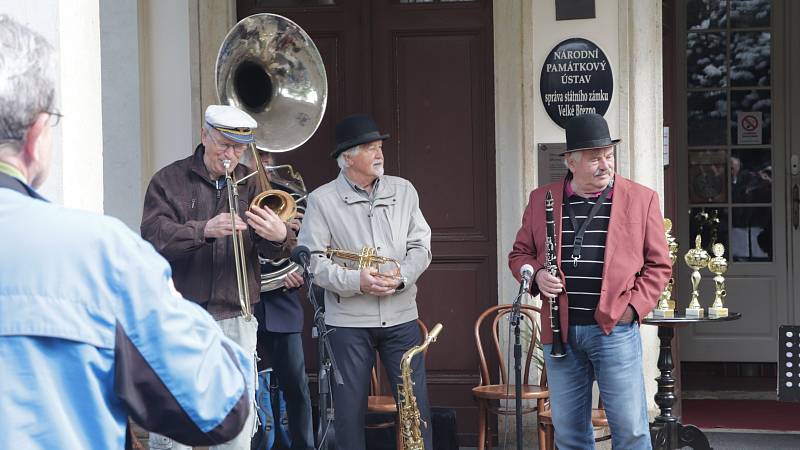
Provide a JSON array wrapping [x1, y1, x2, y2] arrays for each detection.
[[397, 323, 444, 450]]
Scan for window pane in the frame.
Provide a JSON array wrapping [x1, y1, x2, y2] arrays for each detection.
[[730, 32, 771, 87], [689, 207, 729, 256], [687, 0, 728, 30], [731, 207, 772, 261], [730, 89, 771, 144], [731, 0, 771, 28], [690, 150, 728, 203], [688, 90, 727, 146], [687, 32, 727, 88], [731, 149, 772, 203]]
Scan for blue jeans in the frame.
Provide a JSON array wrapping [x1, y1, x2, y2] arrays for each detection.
[[543, 323, 651, 450]]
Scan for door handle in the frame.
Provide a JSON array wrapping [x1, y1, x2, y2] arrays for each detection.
[[793, 184, 799, 230]]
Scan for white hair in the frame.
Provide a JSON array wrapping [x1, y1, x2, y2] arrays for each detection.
[[336, 144, 362, 170], [0, 15, 55, 154], [562, 150, 583, 169]]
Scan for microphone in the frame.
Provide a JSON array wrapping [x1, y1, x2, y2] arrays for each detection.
[[290, 245, 311, 269], [519, 264, 534, 296]]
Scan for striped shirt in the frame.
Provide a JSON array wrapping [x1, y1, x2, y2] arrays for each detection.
[[560, 192, 613, 324]]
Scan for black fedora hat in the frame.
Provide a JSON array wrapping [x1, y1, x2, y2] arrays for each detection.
[[332, 114, 390, 158], [562, 113, 621, 155]]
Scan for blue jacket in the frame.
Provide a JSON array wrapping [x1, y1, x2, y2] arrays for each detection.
[[0, 173, 255, 450]]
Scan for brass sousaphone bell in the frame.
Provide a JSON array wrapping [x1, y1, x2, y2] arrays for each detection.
[[216, 13, 328, 294]]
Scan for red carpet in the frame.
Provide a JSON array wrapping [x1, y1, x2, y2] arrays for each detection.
[[682, 399, 800, 431]]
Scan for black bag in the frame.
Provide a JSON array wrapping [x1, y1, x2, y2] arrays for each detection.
[[364, 407, 458, 450]]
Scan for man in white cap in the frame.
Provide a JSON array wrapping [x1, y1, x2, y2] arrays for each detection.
[[141, 105, 296, 450]]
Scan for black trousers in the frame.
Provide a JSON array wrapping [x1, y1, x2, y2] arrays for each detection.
[[260, 331, 315, 450], [328, 320, 432, 450]]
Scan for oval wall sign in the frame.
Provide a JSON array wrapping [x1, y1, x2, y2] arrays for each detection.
[[540, 38, 613, 128]]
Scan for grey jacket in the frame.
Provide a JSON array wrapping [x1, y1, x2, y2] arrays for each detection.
[[298, 172, 432, 328]]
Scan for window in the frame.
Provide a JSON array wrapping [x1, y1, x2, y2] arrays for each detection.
[[684, 0, 772, 262]]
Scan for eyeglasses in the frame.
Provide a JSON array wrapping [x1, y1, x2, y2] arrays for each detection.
[[45, 110, 63, 127], [207, 131, 247, 153]]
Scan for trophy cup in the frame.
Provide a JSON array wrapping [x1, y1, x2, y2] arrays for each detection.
[[684, 235, 710, 318], [707, 243, 728, 318], [653, 218, 678, 318]]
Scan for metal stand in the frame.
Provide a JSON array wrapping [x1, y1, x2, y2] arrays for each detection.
[[510, 298, 524, 450], [645, 313, 741, 450], [302, 270, 343, 450]]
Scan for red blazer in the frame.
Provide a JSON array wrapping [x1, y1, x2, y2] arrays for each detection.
[[508, 175, 671, 344]]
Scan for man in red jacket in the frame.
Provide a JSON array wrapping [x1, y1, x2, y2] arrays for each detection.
[[509, 113, 670, 450]]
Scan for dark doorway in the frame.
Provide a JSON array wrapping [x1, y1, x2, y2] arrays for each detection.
[[237, 0, 497, 445]]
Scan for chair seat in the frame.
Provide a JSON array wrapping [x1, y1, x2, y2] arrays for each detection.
[[367, 394, 398, 413], [538, 407, 608, 426], [472, 384, 548, 400]]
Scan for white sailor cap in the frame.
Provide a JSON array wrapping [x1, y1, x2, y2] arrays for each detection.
[[204, 105, 258, 144]]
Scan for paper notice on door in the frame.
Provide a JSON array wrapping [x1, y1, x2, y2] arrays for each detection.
[[737, 111, 763, 145]]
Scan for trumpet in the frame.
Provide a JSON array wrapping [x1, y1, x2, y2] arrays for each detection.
[[223, 159, 252, 320], [324, 246, 402, 280]]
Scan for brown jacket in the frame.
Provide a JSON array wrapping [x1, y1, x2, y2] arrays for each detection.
[[508, 175, 671, 343], [141, 145, 295, 320]]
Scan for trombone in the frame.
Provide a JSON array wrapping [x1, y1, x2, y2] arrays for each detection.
[[223, 159, 252, 320]]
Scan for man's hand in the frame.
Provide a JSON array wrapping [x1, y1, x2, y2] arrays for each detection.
[[204, 213, 247, 239], [246, 206, 288, 242], [535, 269, 563, 298], [360, 268, 400, 297], [283, 271, 304, 289], [288, 211, 303, 233]]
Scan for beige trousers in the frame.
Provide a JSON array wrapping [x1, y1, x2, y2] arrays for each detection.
[[149, 315, 258, 450]]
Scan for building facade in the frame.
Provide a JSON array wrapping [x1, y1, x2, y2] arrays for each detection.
[[4, 0, 795, 445]]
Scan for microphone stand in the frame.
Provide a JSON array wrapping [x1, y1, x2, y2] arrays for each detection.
[[301, 266, 343, 450], [510, 283, 525, 450]]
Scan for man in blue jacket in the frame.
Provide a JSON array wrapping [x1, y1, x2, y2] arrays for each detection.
[[0, 15, 254, 450]]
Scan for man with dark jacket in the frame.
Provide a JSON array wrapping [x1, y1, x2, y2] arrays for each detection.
[[141, 105, 295, 450]]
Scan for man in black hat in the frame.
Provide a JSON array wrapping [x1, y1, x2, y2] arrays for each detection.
[[509, 113, 671, 449], [298, 114, 433, 450]]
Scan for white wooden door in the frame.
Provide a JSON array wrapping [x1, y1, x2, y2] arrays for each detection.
[[677, 0, 797, 362]]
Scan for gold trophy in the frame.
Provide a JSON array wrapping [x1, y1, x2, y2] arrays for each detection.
[[653, 218, 678, 318], [707, 243, 728, 318], [684, 235, 710, 318]]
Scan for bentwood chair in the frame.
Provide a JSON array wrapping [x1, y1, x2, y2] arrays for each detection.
[[366, 318, 430, 448], [472, 305, 550, 450]]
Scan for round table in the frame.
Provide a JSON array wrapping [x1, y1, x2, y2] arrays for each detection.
[[643, 312, 742, 450]]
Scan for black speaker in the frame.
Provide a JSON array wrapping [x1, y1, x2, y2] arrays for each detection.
[[365, 407, 458, 450]]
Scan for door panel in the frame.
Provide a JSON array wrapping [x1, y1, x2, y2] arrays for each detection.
[[237, 0, 496, 445], [371, 1, 495, 444]]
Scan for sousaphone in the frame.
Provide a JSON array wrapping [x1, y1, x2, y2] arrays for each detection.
[[216, 13, 327, 292]]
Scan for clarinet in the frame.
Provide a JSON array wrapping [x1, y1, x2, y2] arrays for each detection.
[[545, 190, 567, 357]]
